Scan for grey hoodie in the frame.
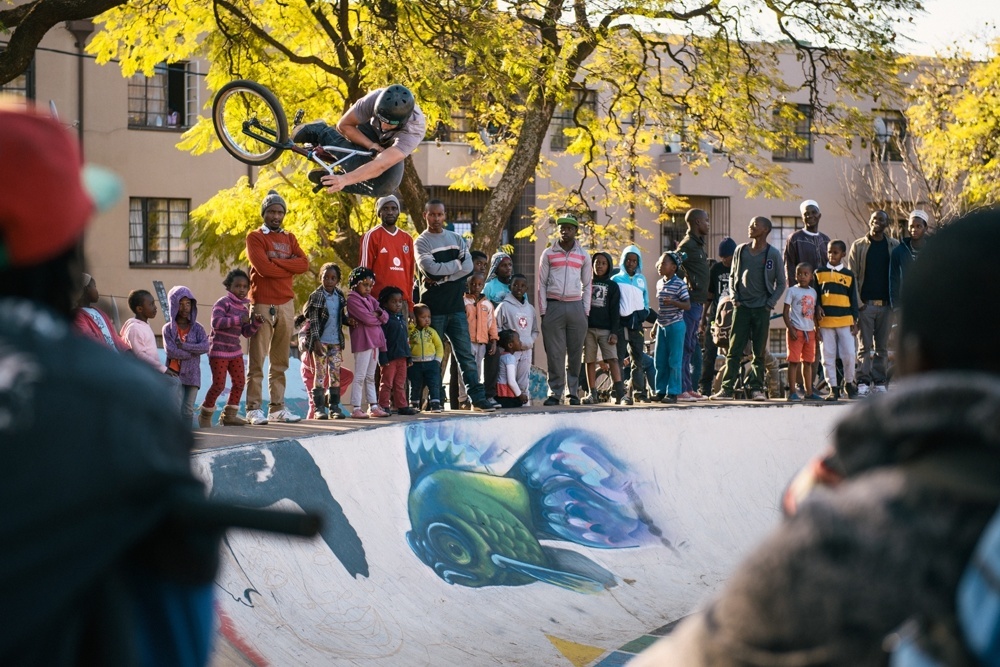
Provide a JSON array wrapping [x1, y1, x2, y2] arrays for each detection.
[[495, 291, 539, 349]]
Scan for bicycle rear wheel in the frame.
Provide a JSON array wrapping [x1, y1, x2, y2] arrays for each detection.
[[212, 80, 288, 166]]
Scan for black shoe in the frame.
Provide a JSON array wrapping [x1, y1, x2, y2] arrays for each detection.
[[662, 394, 678, 404], [472, 400, 496, 412], [567, 395, 581, 406], [621, 395, 634, 406], [543, 396, 561, 406], [396, 406, 419, 416], [291, 120, 327, 144], [653, 392, 666, 402], [845, 383, 858, 399]]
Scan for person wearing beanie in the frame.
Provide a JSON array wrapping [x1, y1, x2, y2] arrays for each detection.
[[0, 106, 223, 665], [244, 188, 309, 424], [698, 237, 737, 396], [360, 193, 415, 314]]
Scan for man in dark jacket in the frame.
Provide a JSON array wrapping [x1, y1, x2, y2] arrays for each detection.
[[889, 209, 929, 309], [633, 208, 1000, 666]]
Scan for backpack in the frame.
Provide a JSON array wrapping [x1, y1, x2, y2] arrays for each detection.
[[711, 291, 735, 349]]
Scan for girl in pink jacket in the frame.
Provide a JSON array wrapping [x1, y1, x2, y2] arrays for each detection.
[[345, 267, 388, 419]]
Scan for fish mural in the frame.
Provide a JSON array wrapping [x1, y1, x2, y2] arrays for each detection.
[[405, 422, 656, 594]]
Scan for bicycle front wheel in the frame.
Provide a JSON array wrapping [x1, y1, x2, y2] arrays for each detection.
[[212, 80, 288, 166]]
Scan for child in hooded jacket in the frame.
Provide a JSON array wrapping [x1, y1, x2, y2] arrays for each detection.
[[162, 285, 209, 423], [584, 252, 626, 404]]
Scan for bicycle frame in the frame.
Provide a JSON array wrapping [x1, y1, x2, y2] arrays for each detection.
[[239, 117, 373, 175]]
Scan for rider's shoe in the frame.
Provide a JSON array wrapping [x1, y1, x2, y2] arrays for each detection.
[[292, 121, 328, 145], [308, 170, 327, 187]]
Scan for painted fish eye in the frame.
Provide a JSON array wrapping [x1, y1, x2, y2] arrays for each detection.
[[427, 522, 473, 566]]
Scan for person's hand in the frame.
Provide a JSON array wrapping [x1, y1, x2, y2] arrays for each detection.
[[347, 316, 359, 328], [789, 328, 799, 341], [240, 311, 250, 324], [487, 341, 497, 356], [519, 393, 529, 404], [850, 323, 857, 335], [321, 173, 346, 193], [312, 340, 323, 355], [407, 359, 413, 367], [608, 333, 617, 346], [253, 312, 264, 323]]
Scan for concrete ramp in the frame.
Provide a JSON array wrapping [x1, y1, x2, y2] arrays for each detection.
[[193, 405, 848, 666]]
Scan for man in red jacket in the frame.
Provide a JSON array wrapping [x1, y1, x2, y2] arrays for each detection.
[[245, 190, 310, 424]]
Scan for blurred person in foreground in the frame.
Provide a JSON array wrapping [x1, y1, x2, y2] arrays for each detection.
[[631, 209, 1000, 666], [0, 106, 222, 665]]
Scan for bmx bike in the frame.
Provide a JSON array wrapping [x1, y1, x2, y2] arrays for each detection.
[[212, 79, 375, 190]]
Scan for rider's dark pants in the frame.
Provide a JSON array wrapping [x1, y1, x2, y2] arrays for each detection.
[[313, 124, 403, 197]]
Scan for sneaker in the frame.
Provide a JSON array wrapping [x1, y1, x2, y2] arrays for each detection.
[[652, 393, 666, 402], [246, 409, 269, 425], [350, 408, 369, 419], [397, 406, 419, 416], [804, 393, 824, 401], [874, 384, 888, 394], [786, 393, 802, 402], [634, 393, 649, 403], [543, 396, 561, 406], [750, 390, 767, 401], [472, 400, 496, 412], [678, 391, 699, 402], [369, 405, 390, 418], [662, 394, 678, 404], [710, 390, 735, 401], [824, 389, 840, 402], [429, 401, 444, 413], [268, 408, 302, 423], [688, 391, 707, 400], [458, 399, 473, 410], [845, 383, 859, 399], [621, 395, 634, 406], [291, 120, 326, 144], [567, 395, 581, 406], [488, 398, 502, 409], [857, 383, 870, 397]]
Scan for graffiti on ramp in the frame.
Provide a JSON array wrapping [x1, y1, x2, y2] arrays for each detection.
[[404, 422, 657, 593]]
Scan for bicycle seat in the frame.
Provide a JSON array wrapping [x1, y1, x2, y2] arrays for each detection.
[[313, 146, 336, 161]]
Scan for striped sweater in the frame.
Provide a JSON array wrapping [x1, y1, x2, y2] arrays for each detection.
[[537, 240, 592, 316], [208, 291, 261, 358], [815, 263, 859, 329]]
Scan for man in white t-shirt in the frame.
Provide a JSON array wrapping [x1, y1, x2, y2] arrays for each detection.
[[292, 84, 427, 197]]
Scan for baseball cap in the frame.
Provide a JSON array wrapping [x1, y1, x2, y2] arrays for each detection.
[[555, 215, 579, 227], [0, 106, 122, 269]]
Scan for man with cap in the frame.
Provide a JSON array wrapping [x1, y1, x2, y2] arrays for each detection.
[[538, 215, 593, 405], [889, 209, 929, 310], [360, 194, 415, 315], [0, 106, 221, 664], [292, 84, 427, 197], [784, 200, 831, 286], [698, 236, 737, 396], [245, 189, 310, 424]]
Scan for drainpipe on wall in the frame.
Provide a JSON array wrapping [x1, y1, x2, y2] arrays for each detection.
[[64, 20, 95, 149]]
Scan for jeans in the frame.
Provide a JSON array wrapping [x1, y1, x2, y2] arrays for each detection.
[[654, 320, 686, 396], [408, 361, 441, 405], [431, 312, 486, 404], [312, 124, 404, 197], [720, 305, 771, 393], [682, 303, 704, 392]]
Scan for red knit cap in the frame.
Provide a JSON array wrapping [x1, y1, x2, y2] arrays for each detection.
[[0, 107, 100, 268]]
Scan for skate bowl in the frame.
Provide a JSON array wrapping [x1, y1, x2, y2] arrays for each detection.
[[194, 404, 849, 666]]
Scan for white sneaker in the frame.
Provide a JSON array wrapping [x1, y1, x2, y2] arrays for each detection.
[[874, 384, 888, 394], [857, 383, 870, 397], [268, 407, 302, 423], [246, 408, 268, 425]]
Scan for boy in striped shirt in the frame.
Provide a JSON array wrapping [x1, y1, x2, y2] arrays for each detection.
[[815, 240, 860, 401]]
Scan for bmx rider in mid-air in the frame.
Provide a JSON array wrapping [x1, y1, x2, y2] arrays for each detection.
[[293, 84, 426, 197]]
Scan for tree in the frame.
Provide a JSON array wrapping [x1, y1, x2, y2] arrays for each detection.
[[88, 0, 922, 289], [0, 0, 131, 85]]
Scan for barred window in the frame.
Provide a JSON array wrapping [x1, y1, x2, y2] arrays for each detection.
[[873, 110, 907, 163], [129, 197, 190, 266], [0, 48, 34, 101]]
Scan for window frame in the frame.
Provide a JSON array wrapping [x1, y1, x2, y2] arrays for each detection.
[[550, 87, 597, 151], [0, 46, 35, 101], [127, 61, 197, 130], [872, 110, 907, 163], [128, 197, 191, 267], [772, 103, 813, 163]]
